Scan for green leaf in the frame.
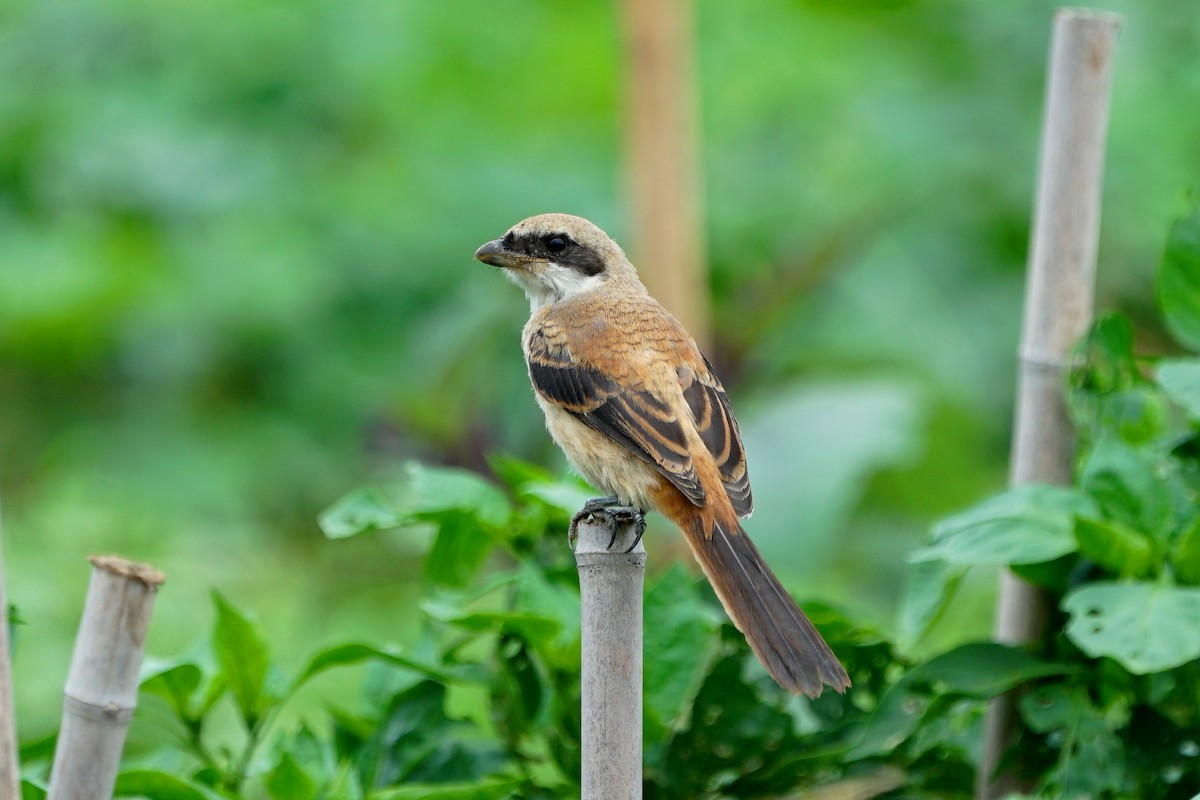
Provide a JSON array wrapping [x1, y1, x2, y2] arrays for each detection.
[[520, 481, 595, 515], [319, 464, 511, 542], [266, 752, 318, 800], [139, 657, 203, 719], [369, 777, 522, 800], [849, 643, 1070, 760], [20, 780, 46, 800], [319, 487, 405, 539], [114, 770, 222, 800], [1063, 582, 1200, 673], [1157, 358, 1200, 420], [1073, 516, 1156, 578], [401, 462, 511, 528], [211, 592, 278, 728], [1068, 315, 1168, 443], [292, 642, 460, 691], [1019, 686, 1125, 797], [326, 762, 364, 800], [1171, 516, 1200, 584], [1159, 205, 1200, 351], [911, 485, 1093, 565], [909, 642, 1073, 696], [643, 564, 720, 739], [512, 563, 580, 660], [845, 674, 930, 759], [1081, 437, 1174, 539], [424, 513, 493, 588], [896, 560, 966, 650]]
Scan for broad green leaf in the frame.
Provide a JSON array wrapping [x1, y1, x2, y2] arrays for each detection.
[[845, 674, 929, 759], [1074, 516, 1157, 578], [1081, 437, 1173, 539], [114, 770, 222, 800], [319, 487, 405, 539], [370, 778, 521, 800], [513, 563, 580, 660], [429, 609, 560, 642], [661, 653, 810, 792], [521, 481, 595, 515], [293, 642, 460, 690], [139, 657, 203, 719], [404, 739, 511, 784], [211, 592, 278, 728], [1171, 517, 1200, 584], [326, 762, 364, 800], [643, 564, 720, 739], [1019, 686, 1125, 798], [401, 462, 511, 527], [1159, 206, 1200, 352], [909, 642, 1073, 697], [896, 560, 966, 650], [493, 630, 553, 731], [486, 454, 594, 514], [20, 780, 46, 800], [1157, 358, 1200, 420], [849, 643, 1069, 760], [266, 752, 318, 800], [1063, 582, 1200, 673], [911, 485, 1093, 565], [1068, 315, 1168, 443], [319, 464, 511, 542], [424, 514, 493, 588]]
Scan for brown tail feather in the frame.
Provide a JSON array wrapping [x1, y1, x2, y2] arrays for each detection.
[[681, 515, 850, 697]]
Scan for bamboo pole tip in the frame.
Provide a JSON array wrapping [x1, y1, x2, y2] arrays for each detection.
[[88, 555, 166, 588], [1055, 8, 1122, 29]]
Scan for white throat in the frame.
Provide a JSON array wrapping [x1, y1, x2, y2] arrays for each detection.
[[506, 262, 606, 312]]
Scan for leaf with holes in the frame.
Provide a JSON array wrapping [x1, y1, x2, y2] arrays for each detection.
[[1063, 583, 1200, 674]]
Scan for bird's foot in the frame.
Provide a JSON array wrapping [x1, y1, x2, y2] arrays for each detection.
[[568, 497, 646, 553]]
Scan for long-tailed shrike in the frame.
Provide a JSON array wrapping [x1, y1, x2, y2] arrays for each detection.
[[476, 213, 849, 697]]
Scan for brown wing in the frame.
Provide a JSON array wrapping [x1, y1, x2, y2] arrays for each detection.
[[526, 328, 706, 508], [680, 357, 753, 517]]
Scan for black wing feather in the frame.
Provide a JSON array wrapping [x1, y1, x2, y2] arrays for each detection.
[[526, 346, 706, 507]]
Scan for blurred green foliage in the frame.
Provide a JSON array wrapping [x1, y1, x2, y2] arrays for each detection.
[[2, 0, 1199, 756]]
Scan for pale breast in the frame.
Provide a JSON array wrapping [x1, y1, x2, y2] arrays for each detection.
[[537, 397, 661, 510]]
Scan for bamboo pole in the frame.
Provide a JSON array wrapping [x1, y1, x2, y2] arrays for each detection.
[[619, 0, 710, 349], [574, 516, 646, 800], [47, 557, 165, 800], [978, 9, 1120, 798], [0, 494, 20, 799]]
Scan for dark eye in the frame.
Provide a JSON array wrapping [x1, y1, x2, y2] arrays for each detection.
[[546, 236, 567, 253]]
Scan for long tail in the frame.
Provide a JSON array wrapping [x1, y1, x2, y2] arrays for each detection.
[[680, 514, 851, 697]]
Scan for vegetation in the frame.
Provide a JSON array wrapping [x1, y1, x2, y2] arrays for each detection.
[[4, 0, 1200, 797], [13, 209, 1200, 797]]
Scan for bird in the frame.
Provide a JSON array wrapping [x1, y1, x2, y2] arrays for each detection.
[[475, 213, 850, 698]]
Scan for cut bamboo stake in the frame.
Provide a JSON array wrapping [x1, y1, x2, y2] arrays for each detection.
[[574, 516, 645, 800], [47, 556, 165, 800], [978, 9, 1120, 799], [620, 0, 710, 349], [0, 494, 20, 799]]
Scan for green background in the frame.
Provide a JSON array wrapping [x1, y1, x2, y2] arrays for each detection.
[[2, 0, 1197, 738]]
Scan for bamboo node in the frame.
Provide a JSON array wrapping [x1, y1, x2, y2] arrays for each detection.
[[88, 556, 165, 588], [1017, 349, 1078, 373], [62, 693, 135, 724]]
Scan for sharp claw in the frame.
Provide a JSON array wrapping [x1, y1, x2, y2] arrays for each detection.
[[624, 516, 647, 553], [570, 501, 647, 552]]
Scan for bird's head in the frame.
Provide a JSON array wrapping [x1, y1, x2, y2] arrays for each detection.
[[475, 213, 634, 309]]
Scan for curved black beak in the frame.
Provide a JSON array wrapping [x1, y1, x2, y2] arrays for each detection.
[[475, 238, 520, 268]]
